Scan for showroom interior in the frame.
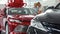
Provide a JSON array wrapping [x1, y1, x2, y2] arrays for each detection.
[[0, 0, 60, 34]]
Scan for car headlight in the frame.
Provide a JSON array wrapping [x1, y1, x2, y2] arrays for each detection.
[[9, 19, 21, 23]]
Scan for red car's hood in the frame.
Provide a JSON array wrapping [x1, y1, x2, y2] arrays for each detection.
[[19, 15, 35, 21], [19, 15, 35, 18], [8, 15, 35, 21]]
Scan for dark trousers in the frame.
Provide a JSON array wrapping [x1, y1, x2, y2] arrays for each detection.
[[27, 26, 48, 34], [0, 31, 1, 34]]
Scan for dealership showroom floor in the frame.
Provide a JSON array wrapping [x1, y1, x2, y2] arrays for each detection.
[[0, 0, 60, 34]]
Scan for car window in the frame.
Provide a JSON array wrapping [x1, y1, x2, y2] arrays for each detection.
[[29, 8, 38, 15], [8, 8, 36, 15], [55, 3, 60, 9]]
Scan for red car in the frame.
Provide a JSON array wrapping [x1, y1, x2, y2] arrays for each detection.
[[5, 8, 36, 34]]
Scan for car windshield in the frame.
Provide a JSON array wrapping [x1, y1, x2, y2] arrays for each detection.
[[55, 3, 60, 9], [57, 4, 60, 9], [8, 8, 37, 15]]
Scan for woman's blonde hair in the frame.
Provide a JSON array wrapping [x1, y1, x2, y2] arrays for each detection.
[[34, 3, 37, 7]]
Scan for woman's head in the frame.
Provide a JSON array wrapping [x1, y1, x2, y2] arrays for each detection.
[[34, 3, 37, 7]]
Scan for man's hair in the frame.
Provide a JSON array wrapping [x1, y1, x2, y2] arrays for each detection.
[[37, 2, 41, 7]]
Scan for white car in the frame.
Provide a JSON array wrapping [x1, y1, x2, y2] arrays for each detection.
[[27, 3, 60, 34]]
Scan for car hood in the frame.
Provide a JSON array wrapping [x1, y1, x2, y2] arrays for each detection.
[[8, 15, 35, 21]]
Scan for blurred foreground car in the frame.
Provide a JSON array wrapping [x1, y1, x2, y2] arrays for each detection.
[[0, 8, 7, 33], [6, 8, 36, 34], [27, 3, 60, 34]]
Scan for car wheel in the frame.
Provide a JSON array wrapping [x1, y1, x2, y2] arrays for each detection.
[[5, 23, 9, 34]]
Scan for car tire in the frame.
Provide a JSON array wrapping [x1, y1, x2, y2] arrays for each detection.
[[5, 23, 9, 34]]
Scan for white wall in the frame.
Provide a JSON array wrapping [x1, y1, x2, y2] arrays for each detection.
[[0, 0, 7, 4], [42, 0, 60, 7], [24, 0, 42, 8], [0, 0, 59, 8], [0, 4, 6, 9], [24, 0, 60, 8]]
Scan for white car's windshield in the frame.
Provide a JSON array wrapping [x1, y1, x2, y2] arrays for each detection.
[[55, 3, 60, 9]]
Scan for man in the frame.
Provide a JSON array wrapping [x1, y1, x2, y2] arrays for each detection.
[[27, 3, 60, 34]]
